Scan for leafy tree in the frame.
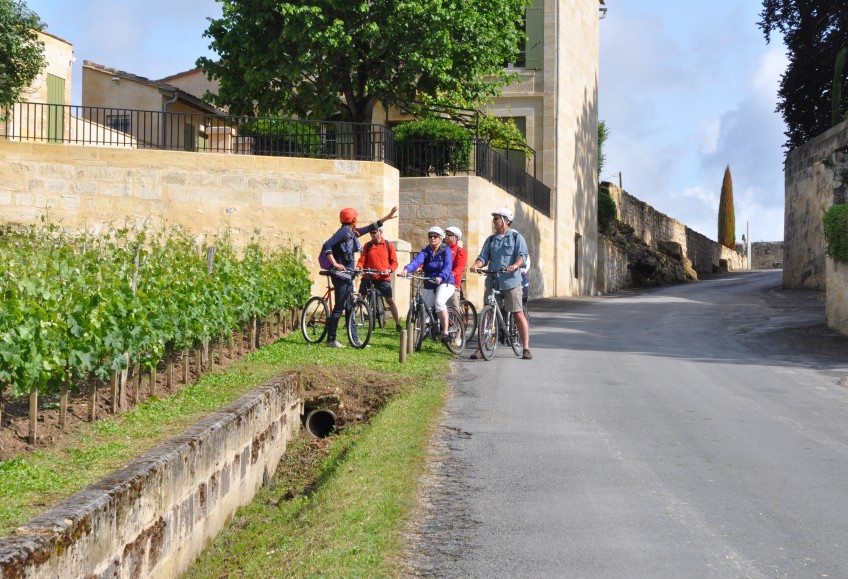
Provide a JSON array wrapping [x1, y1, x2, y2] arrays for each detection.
[[718, 165, 736, 248], [0, 0, 45, 118], [198, 0, 528, 123], [759, 1, 848, 149], [598, 120, 610, 178]]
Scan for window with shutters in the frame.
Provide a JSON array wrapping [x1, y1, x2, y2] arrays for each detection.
[[506, 1, 543, 70]]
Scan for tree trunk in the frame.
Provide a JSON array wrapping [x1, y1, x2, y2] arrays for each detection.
[[228, 332, 234, 359], [195, 346, 202, 374]]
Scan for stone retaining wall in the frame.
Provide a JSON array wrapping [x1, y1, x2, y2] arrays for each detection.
[[0, 372, 302, 578], [602, 183, 746, 292]]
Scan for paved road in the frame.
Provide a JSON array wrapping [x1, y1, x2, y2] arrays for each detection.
[[406, 271, 848, 578]]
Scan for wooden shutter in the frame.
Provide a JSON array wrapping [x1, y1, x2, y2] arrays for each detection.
[[525, 3, 544, 70], [47, 74, 65, 143]]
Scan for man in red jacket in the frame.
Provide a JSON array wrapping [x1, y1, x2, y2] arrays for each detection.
[[357, 226, 402, 331], [444, 226, 467, 313]]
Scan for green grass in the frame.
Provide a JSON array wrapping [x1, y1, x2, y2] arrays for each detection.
[[188, 374, 446, 577], [0, 328, 451, 576]]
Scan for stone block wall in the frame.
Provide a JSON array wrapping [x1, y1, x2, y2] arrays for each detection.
[[0, 372, 302, 579], [604, 183, 746, 276], [399, 176, 555, 302], [597, 236, 629, 293], [826, 258, 848, 335], [751, 242, 784, 269], [783, 118, 848, 290], [0, 141, 400, 300]]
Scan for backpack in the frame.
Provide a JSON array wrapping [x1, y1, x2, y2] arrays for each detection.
[[318, 251, 333, 270]]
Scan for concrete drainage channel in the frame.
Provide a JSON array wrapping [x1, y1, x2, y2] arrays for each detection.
[[0, 372, 303, 579]]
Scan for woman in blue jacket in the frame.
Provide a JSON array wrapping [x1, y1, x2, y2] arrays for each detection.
[[399, 226, 455, 343]]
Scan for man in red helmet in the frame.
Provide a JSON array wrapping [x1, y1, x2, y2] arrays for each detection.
[[321, 205, 398, 348]]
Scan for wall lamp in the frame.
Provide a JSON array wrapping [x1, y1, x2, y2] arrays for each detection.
[[599, 0, 608, 19]]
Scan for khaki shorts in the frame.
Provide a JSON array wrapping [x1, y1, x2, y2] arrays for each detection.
[[500, 286, 524, 313]]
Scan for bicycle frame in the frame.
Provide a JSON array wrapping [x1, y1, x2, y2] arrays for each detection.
[[403, 274, 465, 354], [476, 269, 523, 360]]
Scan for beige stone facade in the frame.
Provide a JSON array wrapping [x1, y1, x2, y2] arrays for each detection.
[[487, 0, 601, 297], [399, 176, 555, 303]]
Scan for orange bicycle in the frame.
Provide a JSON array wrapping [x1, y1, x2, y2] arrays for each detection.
[[300, 269, 372, 348], [300, 271, 335, 343]]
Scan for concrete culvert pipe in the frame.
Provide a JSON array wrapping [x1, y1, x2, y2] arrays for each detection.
[[304, 408, 336, 438]]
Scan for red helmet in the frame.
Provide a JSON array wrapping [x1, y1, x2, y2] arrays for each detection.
[[339, 207, 358, 225]]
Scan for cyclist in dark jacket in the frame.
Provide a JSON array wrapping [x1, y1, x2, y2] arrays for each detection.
[[399, 226, 455, 343], [321, 205, 398, 348]]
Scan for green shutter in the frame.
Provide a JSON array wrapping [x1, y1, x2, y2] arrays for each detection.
[[525, 4, 544, 70], [47, 74, 65, 142]]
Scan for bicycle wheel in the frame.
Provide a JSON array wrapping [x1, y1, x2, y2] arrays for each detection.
[[348, 298, 372, 348], [507, 312, 523, 356], [445, 307, 466, 355], [478, 305, 498, 360], [460, 299, 477, 342], [301, 296, 329, 344], [413, 304, 428, 351]]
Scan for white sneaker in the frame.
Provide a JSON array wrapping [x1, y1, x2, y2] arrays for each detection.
[[326, 340, 346, 348]]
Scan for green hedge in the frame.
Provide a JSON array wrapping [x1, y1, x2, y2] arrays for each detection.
[[823, 203, 848, 261], [394, 118, 472, 177], [240, 119, 323, 157], [598, 187, 617, 235]]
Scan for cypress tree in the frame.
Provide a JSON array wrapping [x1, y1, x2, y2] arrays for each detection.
[[717, 165, 735, 248]]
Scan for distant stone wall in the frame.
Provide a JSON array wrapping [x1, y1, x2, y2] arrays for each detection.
[[750, 242, 784, 269], [783, 118, 848, 290], [603, 183, 746, 277], [597, 236, 629, 293]]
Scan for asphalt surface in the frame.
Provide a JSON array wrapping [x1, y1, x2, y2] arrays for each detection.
[[405, 270, 848, 578]]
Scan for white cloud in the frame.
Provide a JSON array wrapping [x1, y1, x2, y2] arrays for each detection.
[[697, 118, 721, 155]]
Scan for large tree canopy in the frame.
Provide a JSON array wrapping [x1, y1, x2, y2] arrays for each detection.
[[759, 1, 848, 150], [0, 0, 45, 115], [198, 0, 528, 123]]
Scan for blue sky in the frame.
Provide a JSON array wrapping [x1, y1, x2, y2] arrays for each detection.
[[29, 0, 788, 242]]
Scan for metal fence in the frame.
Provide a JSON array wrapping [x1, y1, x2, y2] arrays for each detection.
[[395, 138, 551, 216], [2, 102, 395, 164], [3, 102, 549, 215]]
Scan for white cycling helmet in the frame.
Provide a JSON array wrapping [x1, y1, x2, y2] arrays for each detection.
[[492, 207, 514, 223], [427, 226, 445, 238], [445, 226, 462, 240]]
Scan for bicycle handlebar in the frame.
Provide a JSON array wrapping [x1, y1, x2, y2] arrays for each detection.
[[476, 268, 509, 275], [401, 273, 435, 282]]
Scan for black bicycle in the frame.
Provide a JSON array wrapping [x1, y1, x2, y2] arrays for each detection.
[[403, 274, 465, 355], [457, 281, 477, 342], [359, 268, 387, 330], [301, 268, 372, 348], [475, 269, 526, 360]]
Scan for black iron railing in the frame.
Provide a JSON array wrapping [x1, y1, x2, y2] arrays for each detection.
[[2, 102, 548, 215], [394, 138, 551, 216], [2, 102, 395, 164]]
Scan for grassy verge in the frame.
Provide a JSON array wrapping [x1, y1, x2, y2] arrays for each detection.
[[188, 373, 446, 577], [0, 329, 451, 557]]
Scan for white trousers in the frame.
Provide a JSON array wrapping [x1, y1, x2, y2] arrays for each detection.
[[423, 284, 455, 313]]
